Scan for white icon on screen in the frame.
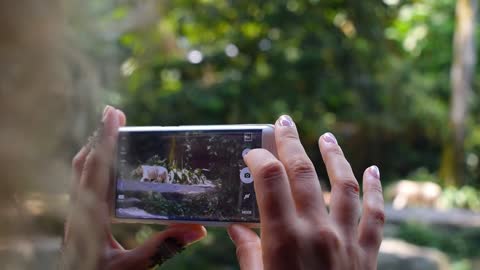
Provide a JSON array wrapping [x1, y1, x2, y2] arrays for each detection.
[[118, 194, 125, 200], [244, 133, 253, 142], [240, 167, 253, 184], [243, 193, 251, 200]]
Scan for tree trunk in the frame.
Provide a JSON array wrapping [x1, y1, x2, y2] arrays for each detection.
[[440, 0, 477, 186]]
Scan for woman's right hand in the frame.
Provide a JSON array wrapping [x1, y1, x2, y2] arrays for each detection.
[[228, 115, 385, 270]]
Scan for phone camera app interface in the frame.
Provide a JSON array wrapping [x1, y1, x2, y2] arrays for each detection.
[[115, 129, 262, 223]]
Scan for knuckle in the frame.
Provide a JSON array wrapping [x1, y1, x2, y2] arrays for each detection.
[[86, 151, 100, 165], [288, 157, 316, 177], [325, 144, 344, 158], [361, 229, 383, 250], [366, 206, 386, 225], [344, 243, 360, 258], [312, 227, 341, 250], [268, 241, 291, 257], [281, 130, 299, 141], [280, 223, 298, 240], [336, 177, 360, 196], [258, 160, 285, 182], [268, 226, 299, 255], [83, 151, 103, 173], [366, 183, 383, 195]]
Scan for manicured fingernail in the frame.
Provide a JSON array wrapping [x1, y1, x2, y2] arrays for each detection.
[[181, 230, 205, 244], [369, 165, 380, 179], [278, 115, 294, 127], [149, 238, 185, 268], [323, 132, 337, 144], [102, 105, 113, 121]]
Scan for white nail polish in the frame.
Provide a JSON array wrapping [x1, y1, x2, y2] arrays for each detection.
[[369, 165, 380, 179]]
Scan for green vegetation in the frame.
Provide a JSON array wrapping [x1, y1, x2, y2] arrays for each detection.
[[139, 192, 219, 218], [132, 154, 209, 185], [440, 186, 480, 211], [99, 0, 480, 188], [396, 222, 480, 262]]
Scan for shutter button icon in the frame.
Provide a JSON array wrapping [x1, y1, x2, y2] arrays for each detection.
[[240, 167, 253, 184]]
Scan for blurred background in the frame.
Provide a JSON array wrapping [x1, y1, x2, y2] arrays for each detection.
[[2, 0, 480, 269]]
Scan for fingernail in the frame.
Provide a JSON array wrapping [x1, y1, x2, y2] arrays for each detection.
[[103, 105, 112, 116], [278, 115, 294, 127], [102, 106, 119, 140], [116, 109, 126, 126], [102, 105, 113, 121], [149, 238, 185, 268], [181, 230, 205, 244], [369, 165, 380, 179], [323, 132, 337, 144], [227, 225, 240, 243]]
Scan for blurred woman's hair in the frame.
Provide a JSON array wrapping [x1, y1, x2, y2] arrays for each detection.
[[0, 0, 106, 268]]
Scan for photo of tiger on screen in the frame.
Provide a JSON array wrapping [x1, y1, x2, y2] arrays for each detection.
[[130, 154, 211, 185]]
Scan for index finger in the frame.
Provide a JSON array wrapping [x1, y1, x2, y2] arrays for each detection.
[[274, 115, 327, 218], [244, 149, 296, 230], [80, 106, 120, 201]]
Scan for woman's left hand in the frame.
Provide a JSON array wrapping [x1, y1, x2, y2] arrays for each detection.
[[63, 106, 207, 269]]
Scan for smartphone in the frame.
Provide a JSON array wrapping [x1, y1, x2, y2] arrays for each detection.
[[112, 125, 277, 227]]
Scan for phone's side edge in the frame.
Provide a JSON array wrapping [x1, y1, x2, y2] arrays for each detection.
[[261, 124, 277, 158]]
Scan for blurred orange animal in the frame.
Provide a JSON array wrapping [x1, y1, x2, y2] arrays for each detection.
[[387, 180, 442, 209]]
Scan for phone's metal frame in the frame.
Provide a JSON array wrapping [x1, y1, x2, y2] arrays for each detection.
[[111, 124, 276, 227]]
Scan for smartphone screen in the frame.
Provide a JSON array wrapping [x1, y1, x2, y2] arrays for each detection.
[[114, 128, 263, 224]]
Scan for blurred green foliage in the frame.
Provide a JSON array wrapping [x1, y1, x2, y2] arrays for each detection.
[[112, 225, 240, 269], [157, 228, 240, 270], [440, 186, 480, 211], [101, 0, 480, 186], [397, 222, 480, 261]]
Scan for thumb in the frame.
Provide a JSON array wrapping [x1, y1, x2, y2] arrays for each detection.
[[106, 224, 207, 270], [228, 224, 263, 270]]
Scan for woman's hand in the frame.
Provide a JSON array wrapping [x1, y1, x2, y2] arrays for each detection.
[[228, 115, 384, 270], [63, 106, 206, 269]]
